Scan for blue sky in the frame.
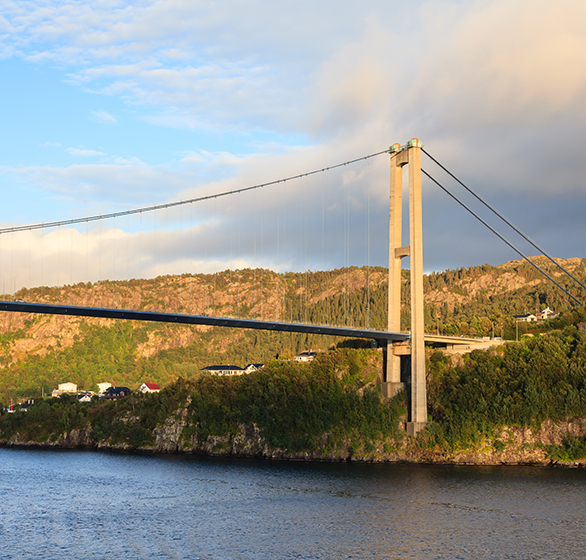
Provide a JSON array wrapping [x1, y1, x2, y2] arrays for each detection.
[[1, 0, 586, 290]]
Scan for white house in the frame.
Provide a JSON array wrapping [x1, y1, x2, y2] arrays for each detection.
[[294, 351, 317, 363], [58, 382, 78, 392], [514, 314, 537, 323], [243, 363, 264, 373], [52, 382, 78, 396], [201, 365, 245, 376], [97, 382, 112, 394], [536, 307, 559, 320]]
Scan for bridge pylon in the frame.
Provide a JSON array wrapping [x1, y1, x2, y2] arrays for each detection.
[[382, 139, 427, 436]]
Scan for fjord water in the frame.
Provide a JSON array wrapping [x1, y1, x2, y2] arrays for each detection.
[[1, 448, 585, 559]]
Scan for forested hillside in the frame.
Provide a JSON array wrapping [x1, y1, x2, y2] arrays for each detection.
[[424, 256, 586, 336], [0, 349, 404, 460], [0, 256, 584, 402]]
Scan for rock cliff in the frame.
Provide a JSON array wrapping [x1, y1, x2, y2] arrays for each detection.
[[4, 413, 586, 467]]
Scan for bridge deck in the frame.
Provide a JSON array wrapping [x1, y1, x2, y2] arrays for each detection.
[[0, 301, 493, 346], [423, 333, 489, 346], [0, 301, 409, 342]]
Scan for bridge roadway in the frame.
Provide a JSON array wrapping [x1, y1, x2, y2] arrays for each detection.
[[0, 301, 486, 347], [0, 300, 410, 342], [423, 333, 488, 346]]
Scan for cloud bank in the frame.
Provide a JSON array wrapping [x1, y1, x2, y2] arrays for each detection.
[[0, 0, 585, 291]]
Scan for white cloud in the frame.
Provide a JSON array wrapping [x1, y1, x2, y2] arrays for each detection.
[[40, 141, 62, 148], [0, 1, 386, 133], [3, 161, 196, 206], [0, 156, 391, 289], [409, 0, 586, 126], [90, 109, 117, 124], [2, 0, 586, 278], [112, 156, 145, 165], [67, 148, 107, 157], [179, 150, 249, 169]]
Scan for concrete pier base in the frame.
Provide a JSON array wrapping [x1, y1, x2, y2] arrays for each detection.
[[380, 382, 404, 399], [406, 422, 427, 436]]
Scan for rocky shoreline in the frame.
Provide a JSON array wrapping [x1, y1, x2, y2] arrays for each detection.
[[3, 417, 586, 468]]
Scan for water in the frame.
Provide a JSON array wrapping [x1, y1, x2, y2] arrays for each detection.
[[1, 448, 585, 559]]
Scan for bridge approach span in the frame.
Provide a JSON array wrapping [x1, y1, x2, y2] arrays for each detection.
[[423, 334, 488, 346], [0, 301, 409, 342]]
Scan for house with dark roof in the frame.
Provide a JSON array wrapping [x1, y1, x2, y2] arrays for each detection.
[[104, 386, 131, 398], [201, 365, 245, 376], [513, 313, 537, 322]]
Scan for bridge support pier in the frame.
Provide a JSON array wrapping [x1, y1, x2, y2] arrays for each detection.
[[385, 139, 427, 435], [380, 381, 405, 399], [381, 340, 406, 398]]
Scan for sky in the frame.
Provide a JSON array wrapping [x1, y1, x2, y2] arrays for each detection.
[[1, 0, 586, 290]]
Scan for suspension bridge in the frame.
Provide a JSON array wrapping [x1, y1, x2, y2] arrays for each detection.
[[1, 140, 584, 434]]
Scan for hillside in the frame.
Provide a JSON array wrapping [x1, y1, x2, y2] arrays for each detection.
[[424, 256, 586, 336], [3, 338, 586, 466], [0, 256, 585, 402]]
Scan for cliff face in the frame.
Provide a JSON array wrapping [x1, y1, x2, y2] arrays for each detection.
[[407, 420, 586, 467], [4, 413, 586, 467]]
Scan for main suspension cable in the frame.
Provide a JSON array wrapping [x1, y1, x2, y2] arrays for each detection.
[[0, 149, 391, 235], [422, 168, 584, 307], [422, 148, 586, 294]]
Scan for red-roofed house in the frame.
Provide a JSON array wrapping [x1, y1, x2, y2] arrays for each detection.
[[536, 307, 559, 320], [138, 382, 161, 393]]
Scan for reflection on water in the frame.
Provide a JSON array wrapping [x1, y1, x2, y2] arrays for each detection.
[[1, 448, 585, 559]]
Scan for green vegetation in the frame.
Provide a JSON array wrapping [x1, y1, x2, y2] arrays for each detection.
[[423, 258, 586, 338], [186, 350, 404, 453], [3, 320, 586, 462], [2, 258, 586, 403], [0, 384, 189, 449], [423, 309, 586, 457], [0, 349, 405, 455], [0, 320, 347, 403], [547, 434, 586, 461], [1, 258, 586, 463], [4, 322, 148, 399]]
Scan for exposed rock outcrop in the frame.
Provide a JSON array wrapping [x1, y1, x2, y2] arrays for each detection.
[[4, 415, 586, 467]]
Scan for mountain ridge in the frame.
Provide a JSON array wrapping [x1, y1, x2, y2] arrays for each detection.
[[0, 256, 584, 401]]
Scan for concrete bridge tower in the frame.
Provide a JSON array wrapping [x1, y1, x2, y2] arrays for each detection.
[[383, 139, 427, 436]]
